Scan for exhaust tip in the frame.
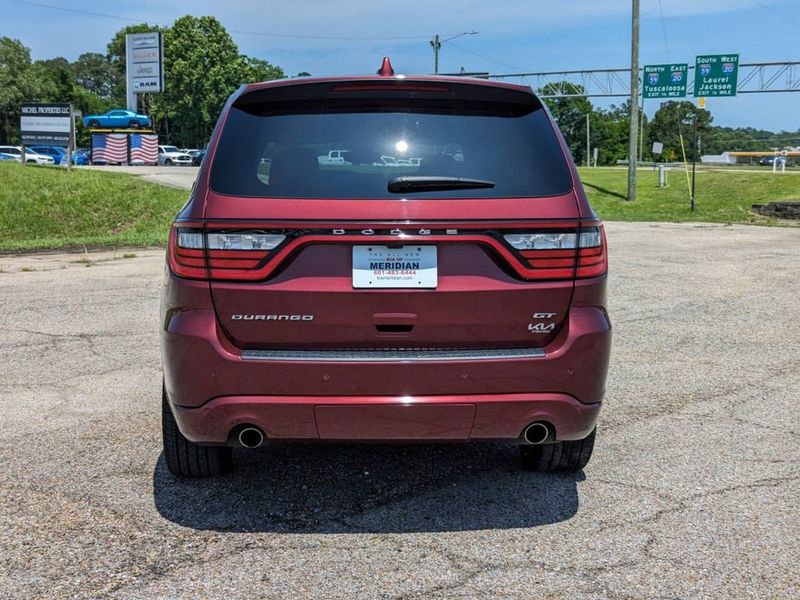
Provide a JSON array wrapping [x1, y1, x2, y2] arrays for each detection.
[[523, 422, 550, 445], [238, 427, 265, 448]]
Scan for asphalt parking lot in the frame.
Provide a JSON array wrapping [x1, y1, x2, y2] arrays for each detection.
[[1, 222, 798, 599]]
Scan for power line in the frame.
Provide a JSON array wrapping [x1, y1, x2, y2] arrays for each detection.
[[7, 0, 148, 23], [656, 0, 670, 61], [5, 0, 436, 41], [446, 41, 527, 72], [751, 0, 800, 28]]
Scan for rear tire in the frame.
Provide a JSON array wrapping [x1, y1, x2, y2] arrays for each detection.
[[520, 428, 596, 472], [165, 158, 173, 166], [88, 119, 100, 128], [129, 120, 140, 128], [162, 387, 232, 477]]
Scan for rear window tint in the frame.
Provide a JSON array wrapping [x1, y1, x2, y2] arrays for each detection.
[[210, 100, 572, 199]]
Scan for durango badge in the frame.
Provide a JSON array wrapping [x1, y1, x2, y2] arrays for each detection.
[[231, 314, 314, 321]]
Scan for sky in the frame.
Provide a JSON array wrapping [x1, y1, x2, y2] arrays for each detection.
[[2, 0, 799, 133]]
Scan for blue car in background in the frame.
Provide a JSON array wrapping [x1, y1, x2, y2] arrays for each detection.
[[83, 109, 151, 129], [27, 145, 90, 166]]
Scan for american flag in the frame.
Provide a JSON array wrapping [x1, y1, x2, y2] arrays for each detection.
[[91, 133, 127, 164], [130, 134, 158, 164]]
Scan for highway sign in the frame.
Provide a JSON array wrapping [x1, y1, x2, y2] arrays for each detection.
[[694, 54, 739, 97], [643, 64, 688, 98]]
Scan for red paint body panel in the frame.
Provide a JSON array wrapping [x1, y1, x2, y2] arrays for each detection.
[[171, 393, 599, 444], [160, 73, 611, 446]]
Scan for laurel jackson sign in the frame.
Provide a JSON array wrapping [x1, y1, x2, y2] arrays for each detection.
[[694, 54, 739, 97], [20, 103, 71, 145]]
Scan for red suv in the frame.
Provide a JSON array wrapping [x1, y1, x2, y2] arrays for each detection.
[[161, 59, 611, 477]]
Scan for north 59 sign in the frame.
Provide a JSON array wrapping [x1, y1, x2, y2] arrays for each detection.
[[643, 64, 688, 99]]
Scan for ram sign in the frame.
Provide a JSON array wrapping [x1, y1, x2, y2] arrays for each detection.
[[20, 103, 71, 145]]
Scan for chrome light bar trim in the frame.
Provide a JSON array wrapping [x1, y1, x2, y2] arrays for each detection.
[[241, 347, 545, 362]]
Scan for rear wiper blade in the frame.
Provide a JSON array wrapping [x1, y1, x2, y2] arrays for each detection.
[[387, 175, 495, 193]]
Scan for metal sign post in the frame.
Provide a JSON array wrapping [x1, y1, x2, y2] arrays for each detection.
[[66, 103, 73, 172]]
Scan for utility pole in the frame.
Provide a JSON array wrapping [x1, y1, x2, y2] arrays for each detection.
[[586, 113, 591, 168], [430, 31, 478, 74], [627, 0, 640, 201], [431, 35, 440, 74]]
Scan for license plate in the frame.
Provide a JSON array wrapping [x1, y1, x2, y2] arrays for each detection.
[[352, 245, 437, 288]]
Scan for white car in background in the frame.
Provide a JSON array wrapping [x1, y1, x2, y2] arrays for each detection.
[[0, 145, 55, 165], [158, 145, 193, 166]]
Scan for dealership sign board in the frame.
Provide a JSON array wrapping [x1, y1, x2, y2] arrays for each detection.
[[643, 64, 688, 99], [694, 54, 739, 97], [20, 103, 71, 145], [126, 32, 163, 109]]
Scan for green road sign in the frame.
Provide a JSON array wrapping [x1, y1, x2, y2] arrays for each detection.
[[694, 54, 739, 97], [643, 64, 688, 99]]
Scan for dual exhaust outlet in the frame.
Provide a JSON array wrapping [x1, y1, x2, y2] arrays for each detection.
[[522, 422, 551, 445], [237, 423, 549, 448], [237, 426, 265, 448]]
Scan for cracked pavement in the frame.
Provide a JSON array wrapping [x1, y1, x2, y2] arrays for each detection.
[[0, 222, 798, 599]]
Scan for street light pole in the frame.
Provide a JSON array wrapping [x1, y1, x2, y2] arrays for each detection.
[[431, 34, 440, 74], [430, 31, 478, 74], [627, 0, 640, 201]]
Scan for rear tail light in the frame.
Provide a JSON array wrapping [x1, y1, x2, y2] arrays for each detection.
[[168, 222, 606, 282], [504, 225, 607, 280], [168, 224, 285, 280], [206, 232, 285, 251]]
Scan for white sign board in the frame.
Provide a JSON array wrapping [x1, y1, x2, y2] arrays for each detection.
[[652, 142, 664, 155], [126, 32, 163, 110], [20, 103, 71, 145], [352, 245, 438, 288]]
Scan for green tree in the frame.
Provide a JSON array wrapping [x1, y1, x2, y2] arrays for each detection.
[[73, 52, 113, 98], [158, 16, 286, 146], [0, 37, 41, 142], [33, 57, 74, 101], [648, 101, 712, 162], [539, 82, 593, 165], [591, 103, 632, 166], [244, 56, 284, 83], [157, 16, 245, 147]]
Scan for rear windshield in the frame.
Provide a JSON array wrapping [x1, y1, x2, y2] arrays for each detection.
[[210, 98, 572, 199]]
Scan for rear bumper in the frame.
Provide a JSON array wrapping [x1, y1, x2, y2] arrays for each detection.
[[162, 299, 611, 444], [172, 393, 600, 444]]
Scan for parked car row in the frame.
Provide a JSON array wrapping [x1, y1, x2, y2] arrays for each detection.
[[0, 145, 55, 165], [0, 143, 205, 167], [0, 145, 90, 165]]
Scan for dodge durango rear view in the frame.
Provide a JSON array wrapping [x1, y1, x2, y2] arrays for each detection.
[[160, 59, 611, 477]]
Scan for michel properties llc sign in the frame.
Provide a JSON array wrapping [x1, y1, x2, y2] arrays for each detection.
[[20, 103, 71, 145]]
